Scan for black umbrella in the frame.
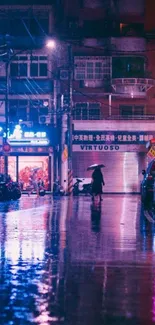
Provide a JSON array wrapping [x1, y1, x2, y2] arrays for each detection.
[[87, 164, 105, 171], [31, 167, 41, 172]]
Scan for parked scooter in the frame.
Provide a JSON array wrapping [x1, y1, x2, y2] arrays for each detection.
[[0, 181, 9, 201], [53, 180, 65, 196], [0, 179, 21, 201], [73, 178, 92, 196], [38, 179, 46, 196], [9, 181, 22, 200], [83, 182, 92, 194], [73, 179, 82, 195], [38, 185, 46, 196]]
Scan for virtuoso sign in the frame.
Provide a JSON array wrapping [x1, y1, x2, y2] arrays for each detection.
[[72, 144, 144, 152]]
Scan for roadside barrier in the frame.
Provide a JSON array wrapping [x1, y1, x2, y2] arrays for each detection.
[[68, 169, 73, 195]]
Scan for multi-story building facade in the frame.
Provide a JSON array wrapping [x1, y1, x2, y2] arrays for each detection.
[[1, 1, 155, 193], [56, 0, 155, 193], [0, 4, 57, 190]]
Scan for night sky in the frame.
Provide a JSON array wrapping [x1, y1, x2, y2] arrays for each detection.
[[0, 0, 53, 4]]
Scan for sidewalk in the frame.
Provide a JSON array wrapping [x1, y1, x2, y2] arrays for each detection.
[[22, 190, 52, 195]]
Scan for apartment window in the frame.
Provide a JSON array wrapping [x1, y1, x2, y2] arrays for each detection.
[[74, 56, 111, 81], [120, 105, 144, 117], [10, 56, 28, 77], [73, 103, 88, 120], [120, 23, 144, 36], [10, 55, 48, 78], [112, 57, 145, 78], [9, 100, 28, 122], [30, 63, 38, 77], [73, 102, 100, 120], [120, 105, 132, 117], [89, 103, 100, 119], [30, 56, 47, 77], [134, 106, 144, 115], [10, 61, 28, 77], [29, 99, 49, 122], [29, 101, 38, 122], [10, 64, 18, 77]]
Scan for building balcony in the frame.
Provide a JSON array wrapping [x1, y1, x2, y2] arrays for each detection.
[[110, 37, 146, 52], [112, 78, 155, 97], [82, 37, 146, 52], [72, 111, 155, 121], [73, 118, 155, 133]]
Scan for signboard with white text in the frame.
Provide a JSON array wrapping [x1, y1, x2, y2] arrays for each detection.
[[72, 131, 155, 145], [8, 126, 50, 146], [73, 144, 146, 152]]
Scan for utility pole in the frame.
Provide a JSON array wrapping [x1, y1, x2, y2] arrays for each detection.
[[67, 44, 73, 194], [60, 44, 73, 194], [4, 47, 10, 179]]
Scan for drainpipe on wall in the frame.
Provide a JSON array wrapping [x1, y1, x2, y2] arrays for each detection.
[[109, 93, 112, 117]]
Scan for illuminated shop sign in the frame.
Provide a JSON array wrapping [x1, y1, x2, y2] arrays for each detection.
[[23, 132, 46, 138], [8, 139, 49, 146], [8, 125, 49, 146], [72, 131, 155, 145]]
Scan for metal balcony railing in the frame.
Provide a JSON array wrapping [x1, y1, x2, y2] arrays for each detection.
[[72, 113, 155, 121], [105, 115, 155, 120]]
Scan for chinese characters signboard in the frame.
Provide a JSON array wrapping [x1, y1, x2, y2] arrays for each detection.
[[72, 131, 155, 144]]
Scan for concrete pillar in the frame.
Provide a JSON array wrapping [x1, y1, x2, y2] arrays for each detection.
[[50, 153, 54, 193], [61, 157, 68, 193], [53, 80, 61, 183], [61, 113, 68, 193]]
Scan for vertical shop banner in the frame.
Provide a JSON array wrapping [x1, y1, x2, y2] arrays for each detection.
[[62, 145, 68, 162], [147, 147, 155, 159]]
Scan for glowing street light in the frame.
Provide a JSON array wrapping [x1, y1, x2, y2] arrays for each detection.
[[46, 38, 73, 194], [46, 39, 56, 49]]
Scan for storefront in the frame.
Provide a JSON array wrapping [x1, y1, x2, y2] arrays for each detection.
[[0, 127, 55, 191], [7, 152, 51, 191], [72, 130, 154, 193]]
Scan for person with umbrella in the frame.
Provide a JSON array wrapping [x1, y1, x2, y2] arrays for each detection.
[[88, 164, 105, 202]]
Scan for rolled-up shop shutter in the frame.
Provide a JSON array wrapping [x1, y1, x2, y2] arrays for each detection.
[[72, 152, 147, 193]]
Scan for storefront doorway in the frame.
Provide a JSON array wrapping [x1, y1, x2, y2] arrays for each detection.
[[8, 155, 50, 190]]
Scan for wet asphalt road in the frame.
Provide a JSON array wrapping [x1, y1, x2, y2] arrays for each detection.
[[0, 194, 155, 325]]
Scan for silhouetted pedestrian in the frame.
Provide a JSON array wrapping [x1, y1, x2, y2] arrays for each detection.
[[92, 167, 105, 202]]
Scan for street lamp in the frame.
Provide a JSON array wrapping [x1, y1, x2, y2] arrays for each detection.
[[46, 39, 73, 194], [46, 39, 56, 49]]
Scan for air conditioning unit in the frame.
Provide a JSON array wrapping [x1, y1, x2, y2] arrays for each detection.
[[20, 121, 33, 128], [60, 70, 68, 80], [39, 115, 51, 124]]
